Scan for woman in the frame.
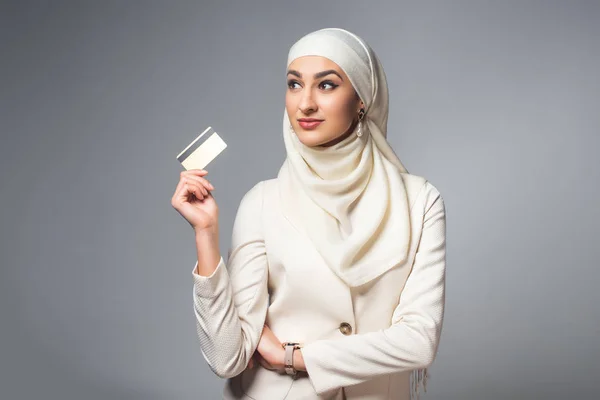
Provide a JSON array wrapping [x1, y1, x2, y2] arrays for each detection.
[[171, 28, 446, 400]]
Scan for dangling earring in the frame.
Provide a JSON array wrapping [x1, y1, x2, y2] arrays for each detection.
[[356, 108, 366, 137]]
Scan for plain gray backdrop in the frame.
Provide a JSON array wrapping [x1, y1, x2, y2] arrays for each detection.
[[1, 0, 599, 399]]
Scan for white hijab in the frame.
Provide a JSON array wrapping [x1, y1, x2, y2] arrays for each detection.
[[277, 28, 412, 288]]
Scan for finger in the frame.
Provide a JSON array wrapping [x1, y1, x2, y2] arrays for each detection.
[[258, 357, 274, 370], [172, 177, 205, 206], [183, 174, 214, 191], [181, 174, 212, 188], [177, 171, 206, 190], [181, 182, 205, 201], [173, 175, 186, 198], [176, 170, 207, 195], [189, 168, 208, 174], [182, 176, 208, 197], [185, 175, 215, 190], [258, 358, 266, 369], [173, 179, 191, 205], [181, 169, 208, 177], [189, 183, 207, 200]]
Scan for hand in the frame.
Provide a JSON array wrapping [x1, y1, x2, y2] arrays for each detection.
[[246, 325, 306, 373], [255, 324, 285, 372], [171, 169, 218, 232], [247, 351, 278, 371]]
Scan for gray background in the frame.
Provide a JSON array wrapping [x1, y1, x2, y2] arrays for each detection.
[[1, 0, 599, 399]]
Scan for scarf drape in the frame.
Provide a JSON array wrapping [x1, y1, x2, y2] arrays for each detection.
[[277, 28, 411, 288]]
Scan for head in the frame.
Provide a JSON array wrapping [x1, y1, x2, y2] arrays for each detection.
[[286, 55, 365, 147], [281, 29, 409, 177], [283, 28, 388, 149]]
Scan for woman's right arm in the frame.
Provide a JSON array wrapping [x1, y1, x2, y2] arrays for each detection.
[[193, 227, 221, 277], [187, 180, 269, 379]]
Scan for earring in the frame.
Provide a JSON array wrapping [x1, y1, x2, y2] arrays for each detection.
[[356, 108, 366, 137]]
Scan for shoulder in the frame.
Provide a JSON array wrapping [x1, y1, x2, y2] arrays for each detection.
[[251, 177, 279, 200], [237, 180, 266, 210], [238, 178, 279, 207], [400, 172, 445, 214]]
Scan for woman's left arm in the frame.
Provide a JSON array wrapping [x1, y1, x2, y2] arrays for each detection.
[[300, 182, 446, 395]]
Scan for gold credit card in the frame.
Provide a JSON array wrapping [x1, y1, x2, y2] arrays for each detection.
[[176, 126, 227, 170]]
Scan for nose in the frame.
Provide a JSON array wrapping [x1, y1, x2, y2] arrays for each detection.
[[298, 88, 317, 114]]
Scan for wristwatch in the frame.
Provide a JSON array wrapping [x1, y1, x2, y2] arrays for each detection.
[[281, 342, 302, 376]]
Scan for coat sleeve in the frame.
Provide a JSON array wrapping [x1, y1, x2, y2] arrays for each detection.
[[301, 181, 447, 394], [191, 181, 269, 379]]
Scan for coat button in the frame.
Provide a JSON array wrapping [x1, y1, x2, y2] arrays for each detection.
[[339, 322, 353, 335]]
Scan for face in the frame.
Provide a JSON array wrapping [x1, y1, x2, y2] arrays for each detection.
[[286, 56, 364, 147]]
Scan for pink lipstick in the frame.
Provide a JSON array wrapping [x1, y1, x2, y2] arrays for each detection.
[[298, 118, 324, 130]]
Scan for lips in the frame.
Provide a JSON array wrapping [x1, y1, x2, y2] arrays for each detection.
[[297, 118, 324, 130]]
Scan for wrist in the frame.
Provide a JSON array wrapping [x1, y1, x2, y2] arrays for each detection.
[[194, 227, 219, 250], [194, 225, 218, 238], [275, 346, 286, 369], [293, 347, 306, 372], [194, 226, 220, 276], [281, 342, 306, 374]]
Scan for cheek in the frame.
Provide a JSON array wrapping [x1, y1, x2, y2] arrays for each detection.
[[285, 92, 301, 118], [285, 93, 293, 112], [321, 94, 356, 125]]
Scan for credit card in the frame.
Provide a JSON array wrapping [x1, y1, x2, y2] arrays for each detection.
[[176, 126, 227, 170]]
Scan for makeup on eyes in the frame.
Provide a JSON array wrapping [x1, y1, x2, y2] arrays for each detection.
[[286, 79, 340, 90], [319, 80, 338, 90]]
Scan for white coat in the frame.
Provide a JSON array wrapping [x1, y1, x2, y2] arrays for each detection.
[[191, 172, 446, 399]]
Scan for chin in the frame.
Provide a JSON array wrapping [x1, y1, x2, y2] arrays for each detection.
[[295, 129, 329, 147]]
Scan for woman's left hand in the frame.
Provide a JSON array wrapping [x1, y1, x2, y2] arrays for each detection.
[[247, 324, 307, 373], [248, 324, 285, 372]]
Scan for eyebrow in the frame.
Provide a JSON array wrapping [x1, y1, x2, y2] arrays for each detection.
[[287, 69, 344, 81]]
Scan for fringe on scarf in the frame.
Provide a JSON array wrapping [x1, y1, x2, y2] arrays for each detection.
[[410, 368, 429, 400]]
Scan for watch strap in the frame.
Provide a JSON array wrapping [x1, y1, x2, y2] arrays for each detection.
[[282, 342, 301, 376]]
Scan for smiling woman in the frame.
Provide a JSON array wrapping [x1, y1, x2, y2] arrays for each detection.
[[175, 27, 447, 400], [285, 59, 363, 147]]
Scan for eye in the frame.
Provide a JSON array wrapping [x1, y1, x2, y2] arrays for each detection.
[[287, 80, 301, 89], [319, 80, 339, 90]]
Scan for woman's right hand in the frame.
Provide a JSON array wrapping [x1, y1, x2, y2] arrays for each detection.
[[171, 169, 218, 233]]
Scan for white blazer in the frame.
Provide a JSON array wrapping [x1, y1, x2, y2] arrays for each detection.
[[192, 173, 446, 400]]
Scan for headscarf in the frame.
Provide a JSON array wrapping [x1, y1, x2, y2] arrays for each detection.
[[277, 28, 411, 288]]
